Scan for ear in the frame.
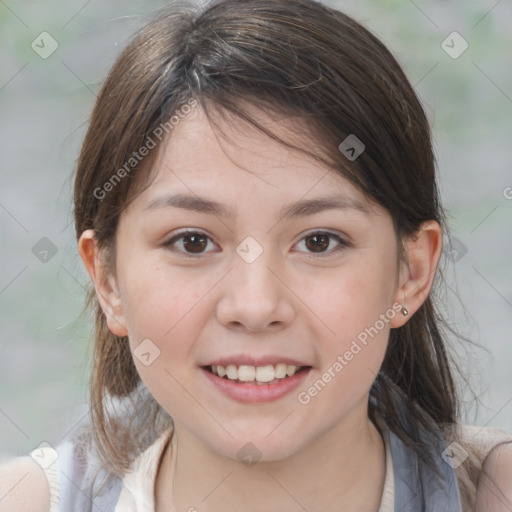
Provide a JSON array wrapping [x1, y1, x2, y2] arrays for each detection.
[[78, 229, 128, 337], [390, 220, 443, 328]]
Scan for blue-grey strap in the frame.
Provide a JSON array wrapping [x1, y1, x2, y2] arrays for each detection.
[[88, 469, 123, 512], [56, 439, 123, 512], [390, 426, 463, 511]]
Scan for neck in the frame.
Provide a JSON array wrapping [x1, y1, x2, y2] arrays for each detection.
[[156, 405, 386, 512]]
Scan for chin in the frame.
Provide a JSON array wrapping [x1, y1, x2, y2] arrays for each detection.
[[207, 429, 307, 465]]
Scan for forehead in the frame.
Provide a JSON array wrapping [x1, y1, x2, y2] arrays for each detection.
[[128, 104, 378, 216]]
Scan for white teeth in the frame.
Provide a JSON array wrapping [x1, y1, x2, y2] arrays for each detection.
[[255, 365, 274, 383], [210, 363, 304, 382], [275, 363, 287, 379], [238, 365, 256, 382], [226, 364, 238, 380], [286, 365, 297, 377]]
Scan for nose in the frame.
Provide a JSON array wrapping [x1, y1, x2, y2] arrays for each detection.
[[215, 245, 296, 333]]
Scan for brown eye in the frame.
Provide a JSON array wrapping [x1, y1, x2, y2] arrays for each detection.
[[296, 231, 348, 256], [305, 233, 330, 253], [182, 234, 208, 253], [163, 231, 215, 256]]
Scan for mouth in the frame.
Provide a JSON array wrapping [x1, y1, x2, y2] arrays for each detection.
[[203, 363, 310, 385], [200, 362, 312, 403]]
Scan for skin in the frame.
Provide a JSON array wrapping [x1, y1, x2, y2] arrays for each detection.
[[79, 105, 442, 511]]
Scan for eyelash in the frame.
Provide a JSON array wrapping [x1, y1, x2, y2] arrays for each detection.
[[162, 230, 350, 258]]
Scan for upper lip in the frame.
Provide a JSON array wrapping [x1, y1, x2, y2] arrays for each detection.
[[202, 355, 310, 367]]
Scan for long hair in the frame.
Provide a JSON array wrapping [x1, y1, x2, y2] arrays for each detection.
[[73, 0, 468, 482]]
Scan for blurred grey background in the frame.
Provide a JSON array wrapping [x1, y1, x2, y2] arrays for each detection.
[[1, 0, 511, 457]]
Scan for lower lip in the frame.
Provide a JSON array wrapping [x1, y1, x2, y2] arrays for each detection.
[[201, 367, 312, 403]]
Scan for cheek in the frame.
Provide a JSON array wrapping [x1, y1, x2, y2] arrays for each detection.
[[308, 261, 396, 344], [297, 291, 392, 423], [303, 253, 395, 389], [120, 264, 218, 396], [131, 352, 203, 428], [121, 262, 212, 342]]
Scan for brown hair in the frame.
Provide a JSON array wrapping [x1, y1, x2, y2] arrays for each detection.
[[73, 0, 470, 485]]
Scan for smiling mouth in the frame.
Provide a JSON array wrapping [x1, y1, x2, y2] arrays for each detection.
[[203, 363, 311, 385]]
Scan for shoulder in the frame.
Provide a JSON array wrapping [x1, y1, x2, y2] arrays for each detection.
[[455, 424, 512, 456], [0, 455, 50, 512], [475, 441, 512, 511], [450, 423, 512, 511]]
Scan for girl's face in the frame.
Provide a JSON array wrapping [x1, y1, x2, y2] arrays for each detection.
[[98, 106, 410, 461]]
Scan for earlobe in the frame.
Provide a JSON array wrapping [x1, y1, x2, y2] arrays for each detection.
[[390, 221, 443, 328], [78, 229, 128, 337]]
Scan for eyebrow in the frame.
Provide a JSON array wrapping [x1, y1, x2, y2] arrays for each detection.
[[144, 193, 371, 219]]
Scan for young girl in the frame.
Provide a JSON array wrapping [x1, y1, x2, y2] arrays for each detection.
[[2, 0, 511, 510]]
